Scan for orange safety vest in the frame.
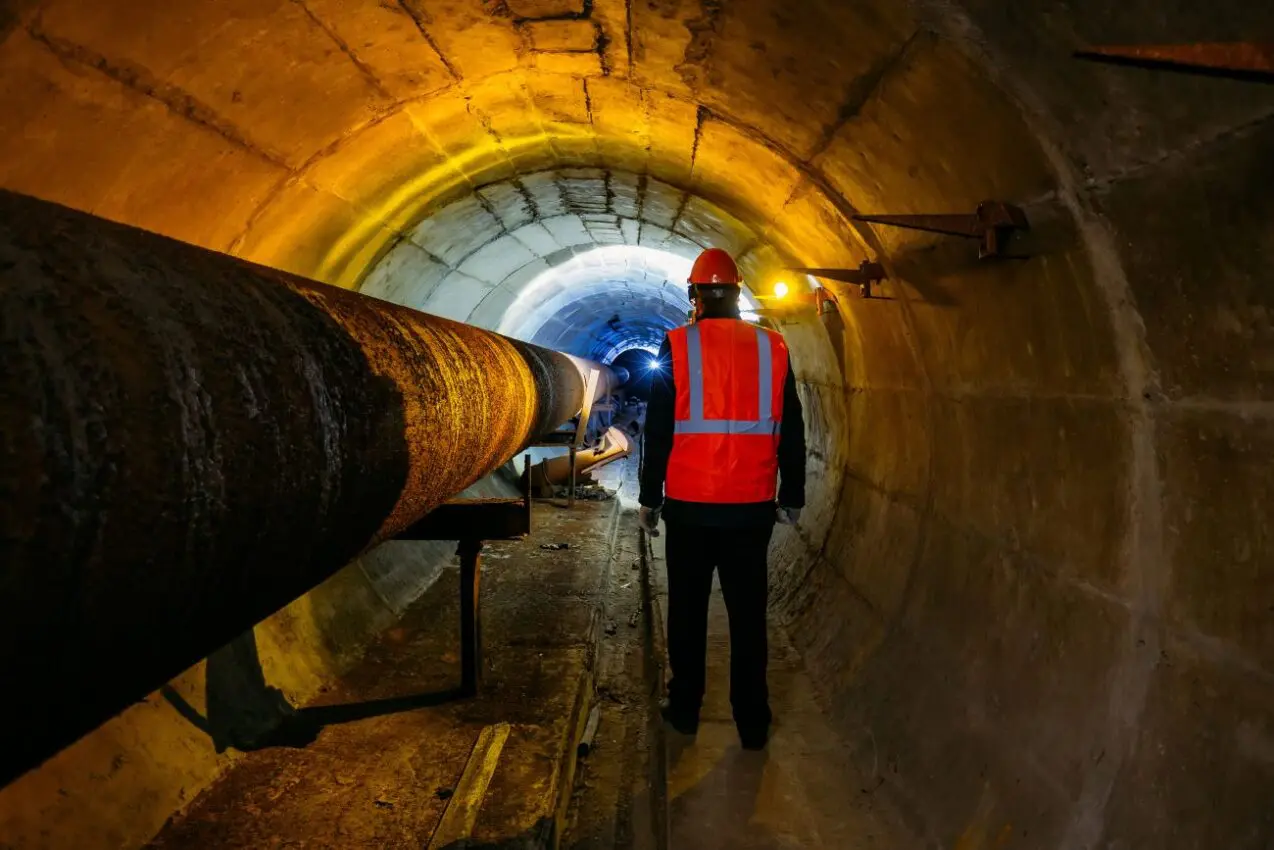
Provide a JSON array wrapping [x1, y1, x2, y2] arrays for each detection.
[[665, 318, 789, 503]]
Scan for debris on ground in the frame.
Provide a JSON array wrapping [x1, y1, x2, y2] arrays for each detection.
[[628, 607, 641, 628], [554, 484, 614, 501], [576, 705, 602, 757], [540, 542, 570, 551], [604, 621, 618, 636], [373, 799, 394, 810], [435, 787, 454, 801]]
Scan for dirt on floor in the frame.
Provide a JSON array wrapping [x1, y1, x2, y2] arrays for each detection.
[[148, 500, 625, 850], [144, 463, 920, 850], [558, 508, 659, 850], [644, 528, 921, 850]]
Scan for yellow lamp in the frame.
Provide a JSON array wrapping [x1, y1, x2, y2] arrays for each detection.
[[773, 280, 789, 298]]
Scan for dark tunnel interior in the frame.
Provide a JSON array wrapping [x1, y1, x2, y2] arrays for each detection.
[[2, 0, 1274, 847]]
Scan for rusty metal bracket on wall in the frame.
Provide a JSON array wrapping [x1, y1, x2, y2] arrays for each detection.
[[853, 201, 1029, 259], [789, 260, 888, 299], [1074, 43, 1274, 82], [394, 456, 533, 696]]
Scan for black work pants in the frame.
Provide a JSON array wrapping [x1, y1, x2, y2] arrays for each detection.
[[663, 519, 774, 731]]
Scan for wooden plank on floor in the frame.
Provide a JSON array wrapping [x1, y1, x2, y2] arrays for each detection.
[[428, 722, 512, 848]]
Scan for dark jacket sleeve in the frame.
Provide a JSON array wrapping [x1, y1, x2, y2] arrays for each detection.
[[639, 337, 675, 509], [776, 364, 806, 508]]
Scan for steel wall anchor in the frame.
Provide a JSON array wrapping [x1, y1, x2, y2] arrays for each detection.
[[853, 201, 1029, 259], [1074, 43, 1274, 81], [788, 260, 887, 299]]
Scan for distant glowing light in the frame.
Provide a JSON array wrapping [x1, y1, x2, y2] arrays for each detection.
[[773, 280, 790, 298], [648, 357, 663, 371]]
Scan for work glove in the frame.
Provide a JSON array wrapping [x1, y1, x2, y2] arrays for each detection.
[[639, 506, 662, 537], [776, 505, 802, 526]]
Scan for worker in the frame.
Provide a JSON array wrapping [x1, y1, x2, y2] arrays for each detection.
[[638, 247, 806, 751]]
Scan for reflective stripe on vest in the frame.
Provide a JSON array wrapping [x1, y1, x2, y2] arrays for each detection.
[[673, 324, 779, 436], [665, 319, 787, 504]]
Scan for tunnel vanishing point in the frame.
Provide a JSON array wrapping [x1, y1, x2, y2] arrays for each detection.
[[1, 0, 1273, 848]]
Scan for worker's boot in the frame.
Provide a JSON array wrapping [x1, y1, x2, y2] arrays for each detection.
[[659, 698, 699, 736], [735, 706, 772, 751], [737, 723, 769, 751]]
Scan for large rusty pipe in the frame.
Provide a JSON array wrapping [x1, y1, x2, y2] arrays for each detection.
[[536, 427, 632, 487], [0, 191, 605, 786]]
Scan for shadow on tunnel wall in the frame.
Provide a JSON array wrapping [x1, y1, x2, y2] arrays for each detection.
[[820, 304, 849, 383], [159, 631, 309, 754], [883, 200, 1079, 309]]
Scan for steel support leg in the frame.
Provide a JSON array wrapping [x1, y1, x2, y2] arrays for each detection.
[[458, 539, 484, 697], [569, 446, 578, 508]]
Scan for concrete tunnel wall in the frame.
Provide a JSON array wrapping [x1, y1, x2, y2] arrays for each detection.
[[1, 0, 1273, 847]]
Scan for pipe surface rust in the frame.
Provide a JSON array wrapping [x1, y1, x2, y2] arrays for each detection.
[[0, 190, 608, 786]]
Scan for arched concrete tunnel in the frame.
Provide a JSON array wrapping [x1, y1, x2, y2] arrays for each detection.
[[2, 0, 1273, 848]]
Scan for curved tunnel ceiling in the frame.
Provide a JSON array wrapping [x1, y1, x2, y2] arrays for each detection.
[[493, 244, 693, 362], [356, 168, 770, 360], [2, 0, 1273, 847]]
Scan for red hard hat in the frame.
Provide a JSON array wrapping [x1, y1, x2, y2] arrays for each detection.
[[688, 248, 741, 286]]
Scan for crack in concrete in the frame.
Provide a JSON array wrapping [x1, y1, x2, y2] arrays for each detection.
[[668, 187, 693, 241], [463, 93, 506, 145], [396, 0, 460, 80], [634, 172, 649, 245], [623, 0, 634, 78], [582, 77, 595, 124], [602, 169, 617, 219], [1082, 108, 1274, 193], [638, 86, 656, 162], [473, 191, 508, 234], [291, 0, 394, 102], [226, 172, 301, 255], [686, 104, 708, 183], [595, 22, 613, 76], [674, 0, 723, 92], [27, 19, 291, 169], [512, 177, 542, 221], [554, 174, 575, 219], [805, 28, 926, 163]]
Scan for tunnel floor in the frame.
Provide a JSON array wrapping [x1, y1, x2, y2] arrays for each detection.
[[646, 535, 917, 850], [145, 493, 916, 849]]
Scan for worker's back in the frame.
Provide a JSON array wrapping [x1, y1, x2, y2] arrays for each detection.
[[664, 318, 789, 505]]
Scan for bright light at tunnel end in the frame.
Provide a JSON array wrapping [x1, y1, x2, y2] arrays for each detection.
[[497, 244, 767, 362]]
